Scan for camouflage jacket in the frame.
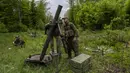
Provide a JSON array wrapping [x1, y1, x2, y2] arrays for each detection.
[[64, 22, 79, 38]]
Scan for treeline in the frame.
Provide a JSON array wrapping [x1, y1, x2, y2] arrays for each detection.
[[0, 0, 52, 32], [68, 0, 130, 30]]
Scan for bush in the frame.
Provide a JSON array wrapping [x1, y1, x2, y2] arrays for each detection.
[[109, 16, 129, 30], [125, 0, 130, 14], [36, 19, 44, 30], [8, 23, 28, 32], [97, 0, 121, 29], [76, 2, 98, 30], [0, 23, 8, 33], [74, 0, 121, 30]]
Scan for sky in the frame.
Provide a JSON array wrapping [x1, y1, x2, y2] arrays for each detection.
[[36, 0, 69, 17]]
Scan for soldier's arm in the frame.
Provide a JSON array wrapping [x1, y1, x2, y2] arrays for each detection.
[[45, 24, 49, 30], [45, 24, 50, 34], [70, 23, 79, 37]]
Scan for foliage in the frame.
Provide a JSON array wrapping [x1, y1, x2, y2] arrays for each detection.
[[97, 0, 121, 28], [8, 23, 28, 32], [125, 0, 130, 14], [1, 29, 130, 73], [76, 2, 98, 30], [36, 19, 44, 30], [35, 0, 48, 29], [0, 31, 72, 73], [68, 0, 130, 30], [0, 0, 49, 32], [68, 0, 74, 23], [109, 16, 129, 29], [79, 29, 130, 73], [0, 23, 8, 33]]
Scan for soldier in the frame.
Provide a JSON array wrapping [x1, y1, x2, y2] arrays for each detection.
[[62, 17, 79, 59], [45, 20, 61, 55], [13, 35, 25, 48]]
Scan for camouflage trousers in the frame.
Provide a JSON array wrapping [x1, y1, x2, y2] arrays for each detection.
[[66, 36, 79, 58], [50, 36, 61, 54]]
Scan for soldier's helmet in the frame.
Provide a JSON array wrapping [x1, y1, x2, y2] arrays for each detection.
[[62, 17, 69, 24], [62, 17, 69, 20]]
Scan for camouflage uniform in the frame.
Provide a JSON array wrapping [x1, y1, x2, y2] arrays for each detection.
[[45, 22, 61, 54], [63, 22, 79, 58], [13, 36, 25, 47]]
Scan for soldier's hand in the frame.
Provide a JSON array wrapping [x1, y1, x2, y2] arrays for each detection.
[[74, 37, 78, 41], [60, 34, 64, 37]]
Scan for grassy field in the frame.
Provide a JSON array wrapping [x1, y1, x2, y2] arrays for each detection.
[[0, 30, 130, 73], [0, 31, 74, 73]]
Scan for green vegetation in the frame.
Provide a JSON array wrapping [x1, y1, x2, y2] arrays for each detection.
[[79, 29, 130, 73], [1, 0, 130, 73], [0, 29, 130, 73], [68, 0, 130, 30], [0, 31, 72, 73], [0, 0, 51, 32]]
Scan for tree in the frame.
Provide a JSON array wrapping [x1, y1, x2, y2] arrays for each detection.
[[0, 0, 48, 32], [30, 0, 37, 28], [68, 0, 75, 23], [21, 0, 31, 27]]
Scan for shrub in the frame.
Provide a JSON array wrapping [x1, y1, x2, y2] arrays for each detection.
[[97, 0, 121, 29], [109, 16, 129, 30], [75, 0, 121, 30], [0, 23, 8, 33], [36, 19, 44, 30], [8, 23, 28, 32], [125, 0, 130, 14], [76, 2, 98, 30]]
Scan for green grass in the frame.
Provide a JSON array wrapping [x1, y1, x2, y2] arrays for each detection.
[[0, 31, 73, 73], [0, 30, 130, 73]]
